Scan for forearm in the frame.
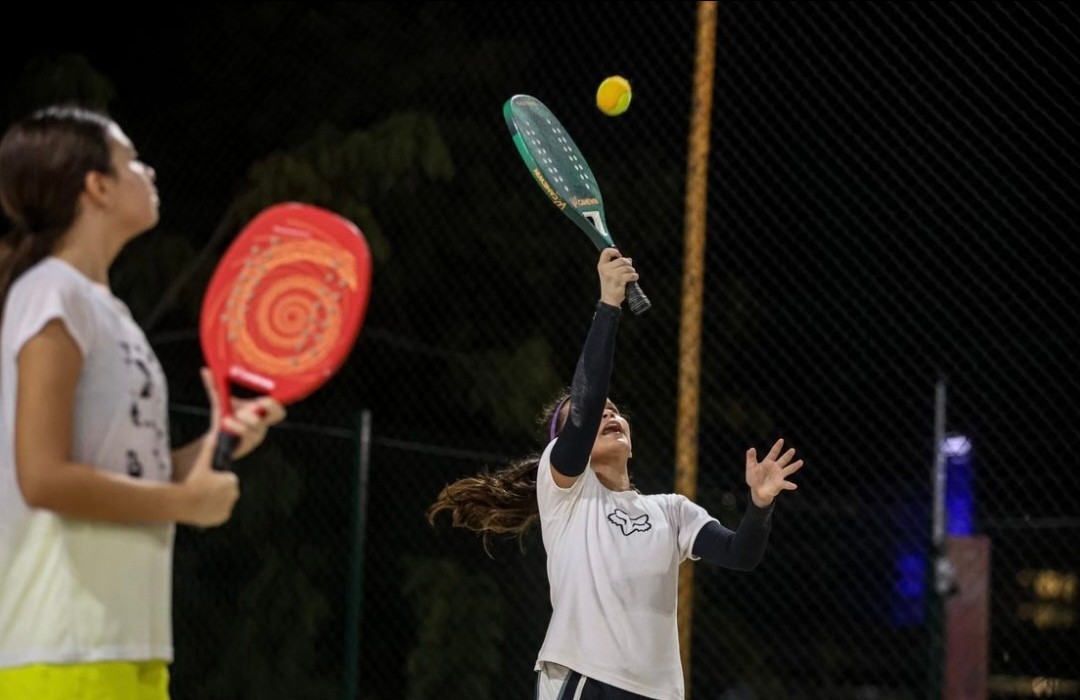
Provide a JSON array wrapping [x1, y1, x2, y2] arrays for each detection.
[[692, 497, 775, 571], [18, 460, 189, 523], [171, 434, 209, 482], [550, 302, 621, 476]]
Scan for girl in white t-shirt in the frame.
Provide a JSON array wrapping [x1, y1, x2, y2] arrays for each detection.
[[430, 248, 804, 700], [0, 105, 285, 700]]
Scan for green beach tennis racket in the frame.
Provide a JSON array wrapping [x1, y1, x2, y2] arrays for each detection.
[[504, 94, 651, 314]]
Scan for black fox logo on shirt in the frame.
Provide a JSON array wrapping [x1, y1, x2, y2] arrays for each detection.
[[608, 509, 652, 536]]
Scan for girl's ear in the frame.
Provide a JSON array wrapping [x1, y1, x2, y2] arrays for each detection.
[[82, 170, 109, 206]]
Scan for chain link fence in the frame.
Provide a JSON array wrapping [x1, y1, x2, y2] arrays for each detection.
[[3, 2, 1077, 699]]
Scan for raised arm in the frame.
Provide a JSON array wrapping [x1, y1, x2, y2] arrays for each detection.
[[548, 249, 637, 486], [692, 439, 804, 570]]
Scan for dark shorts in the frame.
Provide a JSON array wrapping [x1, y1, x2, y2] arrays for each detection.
[[535, 665, 655, 700]]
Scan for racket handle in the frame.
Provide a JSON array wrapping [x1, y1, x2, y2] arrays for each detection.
[[626, 281, 651, 315], [212, 430, 240, 471]]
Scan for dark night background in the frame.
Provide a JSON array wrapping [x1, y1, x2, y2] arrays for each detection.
[[2, 3, 1078, 699]]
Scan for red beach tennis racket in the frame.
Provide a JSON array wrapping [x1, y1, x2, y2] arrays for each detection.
[[199, 202, 372, 470]]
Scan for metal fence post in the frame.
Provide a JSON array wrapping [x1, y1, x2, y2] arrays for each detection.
[[343, 410, 372, 700]]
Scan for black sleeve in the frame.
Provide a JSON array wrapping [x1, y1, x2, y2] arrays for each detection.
[[691, 496, 775, 571], [549, 302, 621, 477]]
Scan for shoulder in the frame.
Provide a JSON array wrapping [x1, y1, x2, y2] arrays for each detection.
[[4, 259, 99, 356], [538, 440, 574, 492], [650, 492, 713, 520], [647, 492, 689, 507], [10, 258, 87, 298], [537, 439, 592, 506]]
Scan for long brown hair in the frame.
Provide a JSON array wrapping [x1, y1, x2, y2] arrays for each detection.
[[0, 105, 114, 324], [427, 390, 571, 554]]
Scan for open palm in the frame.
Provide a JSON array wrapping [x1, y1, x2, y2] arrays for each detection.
[[745, 438, 804, 507]]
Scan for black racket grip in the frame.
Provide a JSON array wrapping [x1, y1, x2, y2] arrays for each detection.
[[212, 431, 240, 471], [626, 281, 651, 315]]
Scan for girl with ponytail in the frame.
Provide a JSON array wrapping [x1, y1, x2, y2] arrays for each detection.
[[430, 248, 806, 700], [0, 105, 285, 700]]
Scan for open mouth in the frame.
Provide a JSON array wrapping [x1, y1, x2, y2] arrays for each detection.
[[602, 422, 624, 436]]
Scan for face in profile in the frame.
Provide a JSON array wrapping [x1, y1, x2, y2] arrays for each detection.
[[101, 122, 159, 238]]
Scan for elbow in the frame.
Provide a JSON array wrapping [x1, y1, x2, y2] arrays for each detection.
[[16, 462, 58, 510], [732, 553, 765, 572], [18, 479, 50, 510]]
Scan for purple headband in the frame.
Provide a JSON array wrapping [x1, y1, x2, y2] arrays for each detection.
[[548, 397, 570, 441]]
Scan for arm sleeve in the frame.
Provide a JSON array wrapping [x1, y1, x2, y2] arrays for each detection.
[[6, 271, 95, 359], [691, 495, 775, 571], [549, 302, 621, 477]]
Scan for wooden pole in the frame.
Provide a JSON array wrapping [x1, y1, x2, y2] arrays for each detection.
[[676, 2, 718, 697]]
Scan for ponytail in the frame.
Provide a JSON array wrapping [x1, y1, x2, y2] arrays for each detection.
[[0, 103, 114, 327], [427, 390, 572, 555], [426, 456, 543, 555]]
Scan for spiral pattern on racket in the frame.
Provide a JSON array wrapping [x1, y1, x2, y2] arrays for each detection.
[[221, 236, 359, 376]]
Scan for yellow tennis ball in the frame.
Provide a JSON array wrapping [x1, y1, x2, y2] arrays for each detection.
[[596, 76, 632, 117]]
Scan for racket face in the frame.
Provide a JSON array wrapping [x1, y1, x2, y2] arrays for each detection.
[[199, 202, 373, 406], [504, 95, 616, 250]]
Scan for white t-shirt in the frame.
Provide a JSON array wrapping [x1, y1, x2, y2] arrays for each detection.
[[534, 439, 717, 700], [0, 257, 174, 668]]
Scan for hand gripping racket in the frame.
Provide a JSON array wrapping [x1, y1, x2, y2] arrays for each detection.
[[200, 202, 373, 470], [504, 94, 651, 314]]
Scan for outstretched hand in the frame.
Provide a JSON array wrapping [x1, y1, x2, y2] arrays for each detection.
[[745, 438, 804, 508], [597, 247, 638, 308]]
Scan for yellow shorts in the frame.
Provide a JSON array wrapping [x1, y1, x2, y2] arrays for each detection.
[[0, 660, 169, 700]]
